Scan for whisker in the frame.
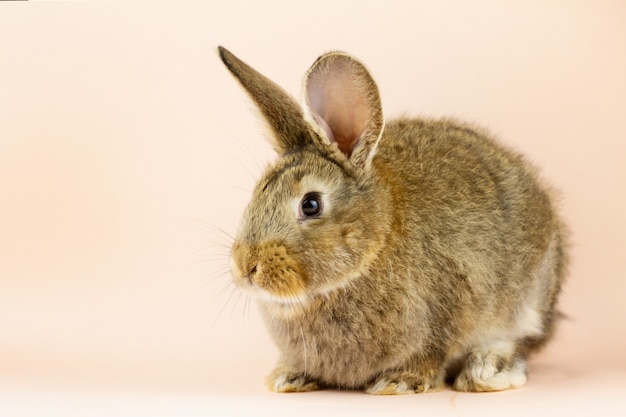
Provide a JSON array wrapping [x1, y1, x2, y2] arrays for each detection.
[[173, 216, 236, 243], [214, 286, 240, 325], [227, 184, 254, 194], [225, 130, 265, 178], [228, 154, 258, 183], [243, 295, 252, 321], [231, 290, 245, 319], [195, 242, 232, 252], [311, 336, 319, 361], [211, 278, 236, 301], [196, 254, 231, 263], [214, 227, 236, 243], [202, 267, 231, 286], [299, 325, 308, 376]]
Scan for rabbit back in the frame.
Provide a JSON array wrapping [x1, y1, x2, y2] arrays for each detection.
[[377, 117, 565, 340]]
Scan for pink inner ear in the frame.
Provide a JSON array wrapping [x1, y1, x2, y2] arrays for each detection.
[[306, 66, 370, 156], [312, 113, 335, 143]]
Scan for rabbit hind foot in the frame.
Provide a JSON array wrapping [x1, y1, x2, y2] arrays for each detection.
[[453, 343, 528, 392]]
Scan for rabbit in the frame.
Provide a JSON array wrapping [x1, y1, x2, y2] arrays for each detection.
[[219, 46, 567, 394]]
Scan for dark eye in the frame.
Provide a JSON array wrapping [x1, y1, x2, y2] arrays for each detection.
[[300, 192, 323, 218]]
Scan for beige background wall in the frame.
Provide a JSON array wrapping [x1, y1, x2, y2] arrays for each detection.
[[0, 1, 625, 415]]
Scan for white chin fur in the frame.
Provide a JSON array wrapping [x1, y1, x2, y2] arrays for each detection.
[[259, 291, 309, 305], [256, 291, 311, 318]]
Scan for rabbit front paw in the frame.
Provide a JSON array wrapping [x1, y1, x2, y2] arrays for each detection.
[[366, 370, 444, 395], [267, 364, 320, 393]]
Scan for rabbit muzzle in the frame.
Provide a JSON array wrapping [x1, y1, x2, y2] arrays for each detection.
[[230, 240, 309, 303]]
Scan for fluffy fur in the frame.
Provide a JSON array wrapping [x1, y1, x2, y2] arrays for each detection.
[[220, 46, 568, 394]]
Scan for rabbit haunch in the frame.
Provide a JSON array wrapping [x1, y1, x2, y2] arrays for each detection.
[[220, 46, 567, 394]]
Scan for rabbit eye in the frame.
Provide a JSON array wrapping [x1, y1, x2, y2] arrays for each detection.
[[300, 192, 323, 219]]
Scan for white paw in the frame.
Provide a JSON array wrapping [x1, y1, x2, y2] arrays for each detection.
[[455, 353, 528, 392], [474, 359, 527, 391]]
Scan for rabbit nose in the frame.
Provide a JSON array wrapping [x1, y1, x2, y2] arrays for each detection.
[[243, 264, 258, 285], [231, 241, 259, 285]]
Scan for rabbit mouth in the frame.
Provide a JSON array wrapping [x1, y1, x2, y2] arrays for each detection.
[[236, 263, 310, 305], [230, 241, 311, 304], [234, 263, 313, 316]]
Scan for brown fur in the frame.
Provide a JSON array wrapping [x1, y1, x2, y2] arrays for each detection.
[[219, 46, 568, 394]]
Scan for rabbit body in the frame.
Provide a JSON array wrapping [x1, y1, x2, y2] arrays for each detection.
[[221, 47, 567, 394]]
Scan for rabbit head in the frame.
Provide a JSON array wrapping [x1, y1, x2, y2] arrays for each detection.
[[220, 47, 391, 311]]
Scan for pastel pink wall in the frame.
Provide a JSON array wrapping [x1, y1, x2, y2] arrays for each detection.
[[0, 1, 624, 403]]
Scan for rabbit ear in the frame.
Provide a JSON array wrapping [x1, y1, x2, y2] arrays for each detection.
[[218, 46, 313, 154], [304, 52, 384, 170]]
